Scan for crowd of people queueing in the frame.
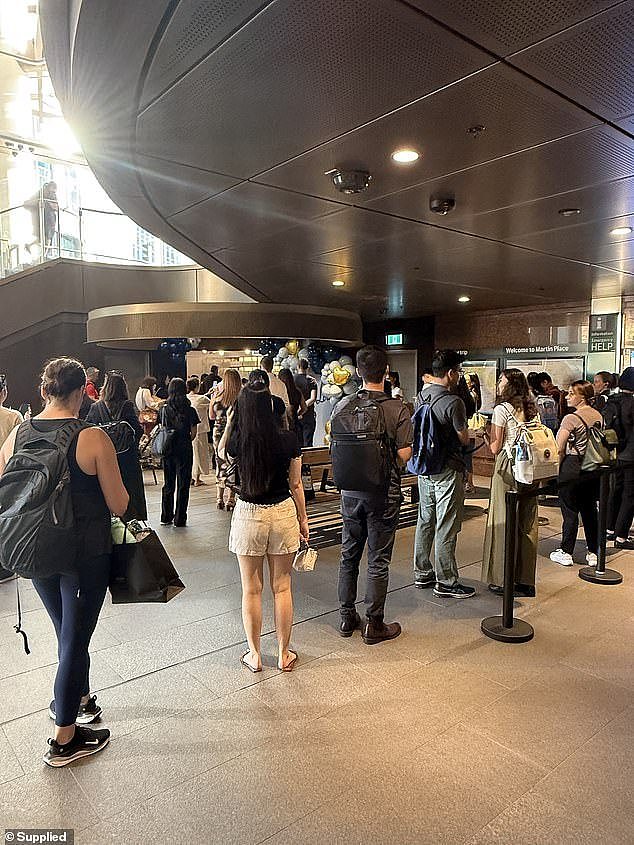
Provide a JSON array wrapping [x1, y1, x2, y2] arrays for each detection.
[[0, 347, 632, 768]]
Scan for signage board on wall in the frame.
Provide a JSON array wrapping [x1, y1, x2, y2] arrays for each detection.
[[588, 314, 619, 353], [386, 333, 403, 346]]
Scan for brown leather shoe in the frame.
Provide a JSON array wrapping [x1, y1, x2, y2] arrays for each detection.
[[362, 618, 402, 645]]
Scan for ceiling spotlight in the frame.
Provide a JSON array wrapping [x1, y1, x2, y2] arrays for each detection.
[[610, 226, 632, 236], [558, 208, 581, 217], [467, 124, 486, 136], [458, 296, 470, 303], [391, 148, 419, 164], [332, 279, 345, 287], [218, 350, 225, 356], [325, 168, 372, 194]]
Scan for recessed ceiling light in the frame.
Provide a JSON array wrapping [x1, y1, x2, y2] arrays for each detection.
[[218, 350, 225, 356], [610, 226, 632, 236], [332, 279, 345, 287], [391, 148, 420, 164], [458, 296, 470, 303], [558, 208, 581, 217]]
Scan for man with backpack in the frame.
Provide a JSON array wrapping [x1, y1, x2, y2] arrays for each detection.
[[330, 346, 413, 644], [603, 366, 634, 548], [411, 350, 476, 599]]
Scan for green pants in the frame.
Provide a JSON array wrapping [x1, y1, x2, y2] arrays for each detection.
[[482, 451, 538, 587], [414, 467, 464, 587]]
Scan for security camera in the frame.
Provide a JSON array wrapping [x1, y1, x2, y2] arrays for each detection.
[[325, 169, 372, 194], [429, 196, 455, 215]]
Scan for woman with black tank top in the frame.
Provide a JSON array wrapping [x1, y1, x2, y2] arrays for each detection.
[[0, 358, 129, 767]]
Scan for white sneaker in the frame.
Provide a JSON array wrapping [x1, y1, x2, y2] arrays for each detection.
[[585, 552, 598, 566], [550, 549, 574, 567]]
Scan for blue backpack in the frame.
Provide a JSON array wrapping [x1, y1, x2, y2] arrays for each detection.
[[407, 394, 448, 476]]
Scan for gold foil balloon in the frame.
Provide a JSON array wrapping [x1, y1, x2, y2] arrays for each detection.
[[332, 365, 350, 385], [286, 339, 299, 356]]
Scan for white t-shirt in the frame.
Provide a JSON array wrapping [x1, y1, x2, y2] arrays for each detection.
[[492, 402, 527, 455], [0, 406, 23, 448], [135, 387, 156, 411], [188, 393, 210, 434]]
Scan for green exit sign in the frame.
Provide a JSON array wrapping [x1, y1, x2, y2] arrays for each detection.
[[386, 333, 403, 346]]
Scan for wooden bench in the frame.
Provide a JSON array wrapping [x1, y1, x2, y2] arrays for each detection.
[[301, 446, 419, 502]]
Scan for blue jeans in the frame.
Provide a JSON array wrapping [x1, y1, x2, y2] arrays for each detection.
[[33, 554, 110, 726], [414, 468, 464, 587]]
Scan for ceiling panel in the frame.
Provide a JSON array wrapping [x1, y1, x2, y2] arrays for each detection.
[[408, 0, 624, 56], [511, 215, 634, 261], [598, 257, 634, 272], [511, 1, 634, 124], [366, 127, 634, 225], [140, 0, 272, 107], [211, 206, 433, 267], [136, 154, 240, 216], [136, 0, 491, 178], [168, 182, 340, 253], [437, 176, 634, 242], [255, 63, 598, 202]]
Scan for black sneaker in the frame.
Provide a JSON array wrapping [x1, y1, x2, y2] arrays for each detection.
[[414, 575, 435, 589], [0, 569, 15, 584], [615, 538, 634, 550], [49, 694, 102, 725], [433, 582, 476, 599], [43, 725, 110, 767], [339, 612, 361, 637]]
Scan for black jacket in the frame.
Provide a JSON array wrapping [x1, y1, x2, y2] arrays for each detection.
[[602, 393, 634, 464]]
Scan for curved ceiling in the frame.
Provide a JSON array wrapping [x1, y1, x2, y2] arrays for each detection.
[[41, 0, 634, 319]]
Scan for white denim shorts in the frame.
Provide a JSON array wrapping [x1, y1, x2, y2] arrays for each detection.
[[229, 497, 300, 557]]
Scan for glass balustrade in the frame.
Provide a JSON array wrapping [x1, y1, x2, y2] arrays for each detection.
[[0, 201, 192, 278]]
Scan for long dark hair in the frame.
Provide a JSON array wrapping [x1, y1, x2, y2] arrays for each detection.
[[497, 369, 536, 420], [278, 368, 302, 411], [101, 372, 129, 418], [166, 377, 191, 427], [236, 383, 281, 498]]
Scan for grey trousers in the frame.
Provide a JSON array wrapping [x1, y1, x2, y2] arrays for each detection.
[[413, 468, 464, 587]]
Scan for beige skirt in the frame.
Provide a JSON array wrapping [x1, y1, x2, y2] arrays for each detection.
[[482, 451, 538, 587]]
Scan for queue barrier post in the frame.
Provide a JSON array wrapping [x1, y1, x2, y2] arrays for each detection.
[[579, 466, 623, 585], [481, 489, 535, 643]]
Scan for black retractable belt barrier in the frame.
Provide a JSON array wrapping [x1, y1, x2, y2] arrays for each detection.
[[579, 466, 623, 585], [481, 490, 535, 643]]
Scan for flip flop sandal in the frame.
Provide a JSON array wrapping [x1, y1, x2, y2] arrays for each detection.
[[279, 652, 298, 672], [240, 652, 262, 673]]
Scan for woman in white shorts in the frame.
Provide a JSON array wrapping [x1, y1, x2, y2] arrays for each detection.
[[228, 381, 309, 672]]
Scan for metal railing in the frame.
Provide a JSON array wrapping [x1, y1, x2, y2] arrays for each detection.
[[0, 200, 192, 278]]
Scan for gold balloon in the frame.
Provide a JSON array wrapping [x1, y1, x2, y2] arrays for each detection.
[[332, 366, 350, 385], [286, 339, 299, 356]]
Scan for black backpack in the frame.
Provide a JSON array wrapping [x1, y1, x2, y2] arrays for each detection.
[[0, 419, 85, 579], [602, 393, 631, 450], [330, 391, 393, 492], [92, 401, 136, 454]]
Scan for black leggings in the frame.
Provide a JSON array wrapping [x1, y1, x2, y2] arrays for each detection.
[[558, 469, 599, 555], [33, 554, 111, 727]]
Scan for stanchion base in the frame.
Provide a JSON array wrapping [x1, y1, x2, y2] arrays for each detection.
[[578, 566, 623, 585], [481, 616, 534, 643]]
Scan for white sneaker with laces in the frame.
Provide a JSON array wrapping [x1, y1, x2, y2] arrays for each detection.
[[585, 552, 598, 566], [550, 549, 574, 567]]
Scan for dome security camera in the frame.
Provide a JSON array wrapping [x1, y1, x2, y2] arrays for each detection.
[[325, 169, 372, 194], [429, 196, 455, 215]]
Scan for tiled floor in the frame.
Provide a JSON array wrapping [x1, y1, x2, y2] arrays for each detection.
[[1, 473, 632, 844]]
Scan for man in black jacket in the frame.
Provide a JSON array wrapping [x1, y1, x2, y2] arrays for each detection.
[[604, 367, 634, 548]]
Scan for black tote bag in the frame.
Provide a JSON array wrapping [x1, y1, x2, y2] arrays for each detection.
[[110, 529, 185, 603]]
